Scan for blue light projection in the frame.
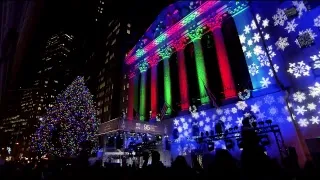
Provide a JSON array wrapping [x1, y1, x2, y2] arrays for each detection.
[[170, 91, 298, 160]]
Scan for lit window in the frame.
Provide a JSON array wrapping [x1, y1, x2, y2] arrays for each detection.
[[125, 108, 128, 113], [101, 1, 104, 4], [123, 97, 125, 102], [112, 39, 116, 45], [127, 30, 130, 34], [95, 19, 98, 21], [126, 95, 128, 100], [123, 85, 126, 90], [54, 80, 58, 83], [124, 74, 126, 79], [127, 23, 131, 27], [126, 83, 129, 88]]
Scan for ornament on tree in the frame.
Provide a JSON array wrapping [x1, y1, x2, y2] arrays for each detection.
[[32, 76, 100, 158]]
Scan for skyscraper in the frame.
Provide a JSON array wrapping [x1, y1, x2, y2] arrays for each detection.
[[33, 32, 76, 116]]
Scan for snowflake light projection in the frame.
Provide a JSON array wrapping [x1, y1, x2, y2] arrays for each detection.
[[275, 37, 289, 51], [287, 61, 311, 78], [292, 1, 307, 18], [234, 11, 280, 90], [171, 91, 293, 157], [272, 8, 287, 26], [314, 15, 320, 28], [285, 19, 298, 33], [310, 51, 320, 70]]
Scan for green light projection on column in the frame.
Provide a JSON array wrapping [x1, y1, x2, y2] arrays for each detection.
[[139, 72, 147, 121], [163, 58, 172, 115], [193, 39, 210, 104], [159, 47, 173, 115]]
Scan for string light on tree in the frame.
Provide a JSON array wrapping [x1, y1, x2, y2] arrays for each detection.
[[32, 76, 100, 157]]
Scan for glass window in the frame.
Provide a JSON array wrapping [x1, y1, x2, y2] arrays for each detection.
[[127, 30, 130, 34], [127, 23, 131, 27]]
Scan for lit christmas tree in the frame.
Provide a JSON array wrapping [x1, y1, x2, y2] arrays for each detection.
[[32, 76, 100, 157]]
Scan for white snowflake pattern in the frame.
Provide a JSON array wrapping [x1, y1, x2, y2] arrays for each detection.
[[199, 121, 204, 127], [247, 39, 253, 46], [277, 96, 285, 104], [236, 117, 243, 126], [180, 117, 185, 123], [269, 106, 278, 116], [307, 103, 317, 111], [275, 37, 289, 51], [264, 95, 275, 105], [287, 61, 311, 78], [227, 116, 232, 122], [248, 63, 259, 76], [292, 1, 307, 18], [220, 116, 226, 122], [310, 52, 320, 69], [293, 91, 306, 103], [253, 45, 264, 56], [285, 19, 298, 33], [308, 82, 320, 97], [256, 14, 261, 23], [294, 106, 307, 115], [251, 104, 260, 113], [310, 116, 320, 124], [204, 125, 211, 132], [236, 101, 248, 110], [205, 117, 210, 123], [268, 64, 280, 77], [258, 53, 270, 67], [272, 8, 287, 26], [314, 15, 320, 27], [264, 33, 270, 40], [225, 122, 232, 130], [191, 112, 200, 119], [246, 51, 252, 58], [212, 114, 217, 120], [200, 111, 206, 116], [257, 112, 266, 120], [244, 25, 251, 34], [251, 20, 257, 30], [183, 122, 189, 130], [262, 18, 269, 28], [267, 45, 276, 59], [298, 118, 309, 127], [216, 108, 223, 115], [253, 33, 261, 43], [178, 127, 183, 133], [231, 107, 237, 114], [260, 77, 271, 88], [224, 108, 230, 115], [174, 119, 179, 126], [239, 34, 246, 44], [242, 46, 247, 52]]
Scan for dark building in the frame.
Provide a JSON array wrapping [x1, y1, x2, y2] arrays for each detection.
[[85, 0, 174, 123], [33, 32, 76, 116]]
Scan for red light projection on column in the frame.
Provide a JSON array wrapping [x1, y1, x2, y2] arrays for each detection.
[[148, 55, 159, 118], [127, 71, 136, 120], [207, 13, 237, 99], [172, 38, 190, 111]]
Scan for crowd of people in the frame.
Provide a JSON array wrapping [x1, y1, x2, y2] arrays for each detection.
[[1, 123, 319, 180]]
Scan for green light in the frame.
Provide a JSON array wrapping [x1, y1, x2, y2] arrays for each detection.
[[155, 33, 167, 45], [163, 58, 172, 115], [136, 49, 145, 58], [139, 72, 147, 121], [187, 26, 205, 41], [181, 11, 199, 26], [138, 60, 149, 72], [193, 40, 209, 104], [159, 47, 173, 59], [133, 76, 139, 115]]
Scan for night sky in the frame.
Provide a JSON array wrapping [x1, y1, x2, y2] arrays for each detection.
[[20, 0, 176, 88]]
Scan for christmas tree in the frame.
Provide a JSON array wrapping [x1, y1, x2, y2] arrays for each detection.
[[32, 76, 100, 157]]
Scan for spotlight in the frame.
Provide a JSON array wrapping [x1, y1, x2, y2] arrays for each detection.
[[258, 121, 264, 127], [265, 120, 272, 126]]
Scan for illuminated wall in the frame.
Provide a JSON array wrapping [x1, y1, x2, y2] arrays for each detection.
[[125, 1, 320, 165]]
